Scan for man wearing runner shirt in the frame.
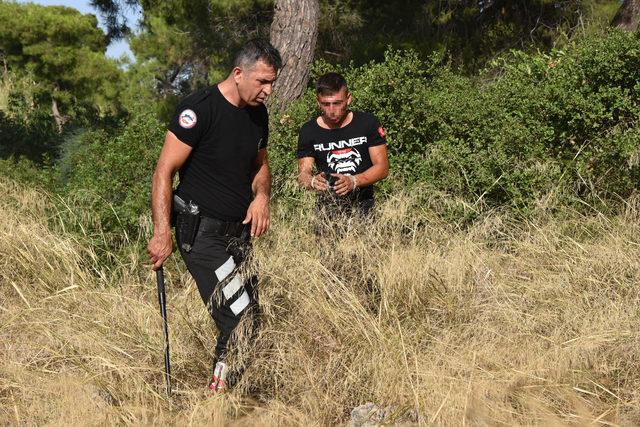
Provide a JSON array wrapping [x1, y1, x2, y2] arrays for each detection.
[[147, 39, 281, 392], [297, 72, 389, 215]]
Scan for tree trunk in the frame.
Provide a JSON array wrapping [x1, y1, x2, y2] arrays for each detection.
[[269, 0, 320, 113], [51, 97, 66, 133], [611, 0, 640, 32]]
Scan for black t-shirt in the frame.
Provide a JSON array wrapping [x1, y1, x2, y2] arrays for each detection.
[[168, 86, 268, 221], [297, 111, 386, 201]]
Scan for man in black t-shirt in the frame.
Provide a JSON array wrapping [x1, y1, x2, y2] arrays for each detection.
[[147, 39, 281, 393], [297, 72, 389, 216]]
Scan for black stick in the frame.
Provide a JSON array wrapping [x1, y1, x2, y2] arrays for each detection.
[[156, 266, 172, 397]]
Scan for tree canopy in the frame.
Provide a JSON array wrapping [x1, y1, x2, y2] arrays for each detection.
[[315, 0, 621, 70], [95, 0, 622, 74], [0, 2, 123, 129], [92, 0, 274, 101]]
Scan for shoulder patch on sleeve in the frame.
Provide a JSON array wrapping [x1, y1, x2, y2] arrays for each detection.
[[178, 109, 197, 129], [377, 126, 386, 138]]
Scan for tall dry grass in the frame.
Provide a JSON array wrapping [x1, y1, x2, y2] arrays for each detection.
[[1, 177, 640, 425]]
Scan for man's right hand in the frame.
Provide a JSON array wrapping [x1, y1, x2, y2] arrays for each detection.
[[310, 173, 330, 191], [147, 232, 173, 271], [148, 131, 192, 271]]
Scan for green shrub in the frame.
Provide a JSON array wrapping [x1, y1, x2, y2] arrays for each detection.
[[0, 106, 61, 164], [26, 30, 638, 247], [0, 156, 55, 189], [58, 110, 164, 238], [0, 100, 60, 189], [269, 30, 640, 215]]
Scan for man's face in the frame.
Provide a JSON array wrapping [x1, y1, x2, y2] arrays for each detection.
[[317, 87, 351, 126], [234, 60, 278, 107]]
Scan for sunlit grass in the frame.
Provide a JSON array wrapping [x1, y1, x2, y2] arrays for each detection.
[[1, 177, 639, 425]]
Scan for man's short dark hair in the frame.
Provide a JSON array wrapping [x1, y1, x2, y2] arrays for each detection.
[[234, 39, 282, 71], [316, 72, 348, 95]]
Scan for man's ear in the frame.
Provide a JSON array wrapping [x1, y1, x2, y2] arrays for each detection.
[[346, 92, 352, 106], [232, 66, 243, 84]]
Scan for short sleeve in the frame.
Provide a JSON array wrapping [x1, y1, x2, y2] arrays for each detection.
[[367, 114, 387, 147], [167, 99, 209, 147], [296, 125, 315, 158]]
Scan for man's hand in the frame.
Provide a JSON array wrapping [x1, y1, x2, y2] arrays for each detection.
[[331, 173, 357, 196], [243, 194, 270, 237], [310, 173, 330, 192], [148, 131, 192, 271], [147, 231, 174, 270]]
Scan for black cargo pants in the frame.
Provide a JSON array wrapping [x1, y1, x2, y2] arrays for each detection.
[[175, 214, 256, 361]]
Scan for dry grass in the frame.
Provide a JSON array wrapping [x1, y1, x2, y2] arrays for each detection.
[[2, 178, 640, 425]]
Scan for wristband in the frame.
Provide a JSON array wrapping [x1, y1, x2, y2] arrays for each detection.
[[349, 174, 357, 190]]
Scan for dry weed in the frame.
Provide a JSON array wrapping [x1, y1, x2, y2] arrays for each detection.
[[1, 179, 639, 425]]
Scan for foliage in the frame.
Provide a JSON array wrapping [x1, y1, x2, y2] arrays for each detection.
[[0, 156, 55, 190], [94, 0, 621, 81], [58, 109, 164, 238], [317, 0, 621, 71], [3, 11, 638, 236], [86, 0, 621, 125], [94, 0, 274, 104], [0, 72, 62, 187], [0, 106, 60, 164], [269, 30, 640, 216], [0, 2, 124, 126]]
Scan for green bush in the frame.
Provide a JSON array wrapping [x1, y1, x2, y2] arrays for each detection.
[[14, 29, 636, 247], [58, 110, 164, 238], [0, 156, 55, 189], [0, 106, 61, 165], [0, 99, 60, 189], [269, 30, 640, 215]]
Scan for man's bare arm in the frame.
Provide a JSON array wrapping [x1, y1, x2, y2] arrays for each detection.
[[354, 144, 389, 186], [333, 144, 389, 196], [298, 157, 329, 191], [243, 148, 271, 237], [147, 131, 193, 270]]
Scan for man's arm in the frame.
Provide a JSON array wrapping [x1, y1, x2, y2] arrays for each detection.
[[147, 131, 193, 270], [333, 144, 389, 196], [298, 157, 329, 191], [243, 148, 271, 237]]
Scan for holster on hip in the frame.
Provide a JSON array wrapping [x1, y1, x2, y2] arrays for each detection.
[[173, 193, 200, 253]]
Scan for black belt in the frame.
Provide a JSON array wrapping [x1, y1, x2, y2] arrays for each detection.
[[199, 215, 247, 238]]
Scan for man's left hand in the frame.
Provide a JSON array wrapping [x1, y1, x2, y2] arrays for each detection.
[[331, 173, 357, 196], [243, 194, 270, 237]]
